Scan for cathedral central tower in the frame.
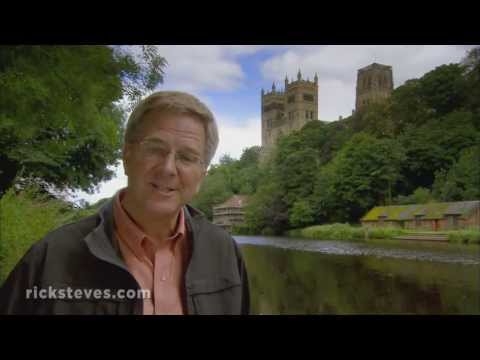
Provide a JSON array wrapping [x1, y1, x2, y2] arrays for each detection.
[[261, 70, 318, 149]]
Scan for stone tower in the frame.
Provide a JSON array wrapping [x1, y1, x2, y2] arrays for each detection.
[[261, 70, 318, 150], [355, 63, 393, 112]]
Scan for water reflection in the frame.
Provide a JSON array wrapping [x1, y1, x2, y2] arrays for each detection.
[[235, 236, 480, 314]]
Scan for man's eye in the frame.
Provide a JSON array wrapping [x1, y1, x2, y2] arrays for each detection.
[[145, 143, 165, 152], [178, 153, 197, 163]]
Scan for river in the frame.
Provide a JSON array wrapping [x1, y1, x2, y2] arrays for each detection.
[[233, 235, 480, 314]]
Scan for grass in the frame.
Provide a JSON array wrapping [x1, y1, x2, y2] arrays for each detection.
[[445, 230, 480, 244], [287, 223, 480, 244], [288, 223, 407, 241]]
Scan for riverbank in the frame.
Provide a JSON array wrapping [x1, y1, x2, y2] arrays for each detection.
[[287, 223, 480, 244]]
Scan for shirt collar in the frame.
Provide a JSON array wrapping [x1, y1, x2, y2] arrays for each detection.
[[113, 188, 186, 256]]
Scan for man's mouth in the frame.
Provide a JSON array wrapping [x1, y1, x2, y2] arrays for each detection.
[[150, 182, 176, 194]]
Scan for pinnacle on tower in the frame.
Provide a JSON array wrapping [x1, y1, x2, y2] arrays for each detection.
[[314, 72, 318, 83], [297, 69, 302, 81], [261, 88, 264, 95], [285, 74, 289, 87], [272, 82, 276, 92]]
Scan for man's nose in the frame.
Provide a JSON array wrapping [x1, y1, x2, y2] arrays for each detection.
[[159, 152, 178, 176]]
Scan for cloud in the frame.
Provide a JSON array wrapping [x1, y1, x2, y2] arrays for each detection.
[[213, 115, 261, 164], [153, 45, 269, 93], [318, 79, 356, 120]]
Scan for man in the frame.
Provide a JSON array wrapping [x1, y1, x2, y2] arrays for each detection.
[[0, 91, 250, 315]]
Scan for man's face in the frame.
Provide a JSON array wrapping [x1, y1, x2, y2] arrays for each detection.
[[123, 111, 207, 218]]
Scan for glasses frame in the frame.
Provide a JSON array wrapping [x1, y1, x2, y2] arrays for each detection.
[[131, 138, 206, 170]]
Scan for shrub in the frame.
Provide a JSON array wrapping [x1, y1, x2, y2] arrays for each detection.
[[0, 186, 94, 283]]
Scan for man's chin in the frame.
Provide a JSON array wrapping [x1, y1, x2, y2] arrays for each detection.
[[145, 200, 181, 218]]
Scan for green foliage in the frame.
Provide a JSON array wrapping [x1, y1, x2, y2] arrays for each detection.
[[461, 47, 480, 118], [289, 223, 407, 241], [446, 230, 480, 244], [289, 200, 315, 228], [0, 186, 103, 283], [231, 224, 256, 236], [394, 187, 436, 205], [0, 45, 166, 195], [390, 79, 433, 133], [312, 133, 406, 222], [244, 178, 289, 236], [190, 146, 262, 221], [190, 171, 233, 220], [419, 64, 468, 116], [399, 111, 479, 191], [353, 99, 395, 138], [432, 145, 480, 201]]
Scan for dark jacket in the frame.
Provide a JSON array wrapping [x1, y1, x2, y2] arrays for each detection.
[[0, 199, 250, 315]]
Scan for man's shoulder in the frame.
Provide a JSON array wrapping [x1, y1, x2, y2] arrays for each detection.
[[33, 213, 100, 255]]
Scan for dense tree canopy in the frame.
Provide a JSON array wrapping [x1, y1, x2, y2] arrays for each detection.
[[0, 45, 166, 195]]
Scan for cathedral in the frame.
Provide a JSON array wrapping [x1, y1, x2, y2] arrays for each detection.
[[260, 63, 394, 151], [261, 70, 318, 151]]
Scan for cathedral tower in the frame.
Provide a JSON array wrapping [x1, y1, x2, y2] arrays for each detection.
[[355, 63, 393, 112]]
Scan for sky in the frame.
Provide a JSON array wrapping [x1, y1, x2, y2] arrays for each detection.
[[72, 45, 476, 204]]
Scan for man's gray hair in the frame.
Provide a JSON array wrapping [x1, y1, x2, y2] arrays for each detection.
[[124, 91, 219, 166]]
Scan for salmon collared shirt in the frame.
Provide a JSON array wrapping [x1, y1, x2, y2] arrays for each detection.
[[113, 189, 189, 315]]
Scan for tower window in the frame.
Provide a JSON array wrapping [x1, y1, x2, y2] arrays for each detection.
[[303, 94, 314, 102], [288, 95, 295, 103]]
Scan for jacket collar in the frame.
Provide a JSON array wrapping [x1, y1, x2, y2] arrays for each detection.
[[83, 197, 205, 281]]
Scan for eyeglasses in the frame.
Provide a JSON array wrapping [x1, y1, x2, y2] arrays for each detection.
[[134, 138, 205, 169]]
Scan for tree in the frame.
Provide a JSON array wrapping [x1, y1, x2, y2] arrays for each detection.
[[189, 171, 233, 220], [190, 146, 262, 219], [390, 79, 433, 133], [354, 99, 395, 138], [461, 46, 480, 125], [432, 145, 480, 201], [238, 146, 261, 166], [393, 187, 436, 205], [418, 63, 468, 117], [0, 45, 166, 196], [399, 111, 479, 192], [289, 200, 315, 228], [313, 133, 406, 223], [244, 179, 289, 235]]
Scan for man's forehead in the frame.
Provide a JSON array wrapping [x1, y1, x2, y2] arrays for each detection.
[[141, 112, 206, 142], [145, 126, 204, 143]]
